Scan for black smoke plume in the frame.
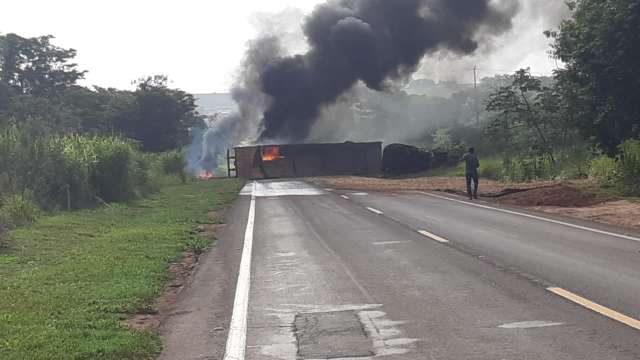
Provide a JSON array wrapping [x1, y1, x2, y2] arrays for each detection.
[[257, 0, 520, 141]]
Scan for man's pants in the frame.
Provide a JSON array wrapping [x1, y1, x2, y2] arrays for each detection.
[[466, 173, 479, 199]]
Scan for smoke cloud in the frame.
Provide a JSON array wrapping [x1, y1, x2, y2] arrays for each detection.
[[416, 0, 570, 82], [257, 0, 520, 142], [190, 0, 530, 173], [191, 36, 283, 173]]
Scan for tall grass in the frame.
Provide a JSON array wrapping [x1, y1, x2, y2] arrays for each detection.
[[0, 127, 163, 227], [589, 155, 618, 186], [586, 140, 640, 195], [158, 151, 187, 183], [616, 139, 640, 195]]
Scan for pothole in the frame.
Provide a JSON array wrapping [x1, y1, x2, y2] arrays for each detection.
[[294, 310, 374, 359]]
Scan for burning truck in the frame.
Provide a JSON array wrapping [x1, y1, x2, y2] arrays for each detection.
[[231, 142, 382, 179], [191, 0, 520, 180]]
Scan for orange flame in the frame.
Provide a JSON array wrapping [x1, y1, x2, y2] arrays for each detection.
[[262, 146, 283, 162], [199, 170, 215, 180]]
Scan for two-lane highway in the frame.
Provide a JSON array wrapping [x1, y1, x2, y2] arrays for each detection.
[[341, 189, 640, 322], [217, 179, 640, 360], [163, 179, 640, 360]]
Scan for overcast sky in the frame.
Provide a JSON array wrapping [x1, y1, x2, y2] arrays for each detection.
[[2, 0, 322, 93], [2, 0, 563, 94]]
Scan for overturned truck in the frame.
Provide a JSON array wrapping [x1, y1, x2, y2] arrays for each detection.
[[233, 142, 382, 179]]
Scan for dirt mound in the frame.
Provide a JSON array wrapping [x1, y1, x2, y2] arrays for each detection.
[[535, 200, 640, 230], [497, 184, 604, 207]]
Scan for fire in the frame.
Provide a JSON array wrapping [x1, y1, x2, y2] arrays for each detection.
[[199, 170, 215, 180], [262, 146, 283, 162]]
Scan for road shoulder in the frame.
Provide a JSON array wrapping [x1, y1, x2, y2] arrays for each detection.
[[158, 195, 250, 360]]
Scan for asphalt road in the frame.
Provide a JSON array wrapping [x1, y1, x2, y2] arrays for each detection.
[[161, 179, 640, 360]]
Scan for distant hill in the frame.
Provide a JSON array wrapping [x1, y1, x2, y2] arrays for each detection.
[[194, 93, 236, 115]]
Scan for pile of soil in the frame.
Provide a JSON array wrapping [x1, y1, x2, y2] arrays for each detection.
[[536, 200, 640, 230], [496, 184, 604, 207]]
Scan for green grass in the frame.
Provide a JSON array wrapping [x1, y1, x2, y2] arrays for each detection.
[[0, 179, 243, 360]]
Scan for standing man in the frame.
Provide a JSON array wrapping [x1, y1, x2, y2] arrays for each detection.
[[461, 148, 480, 200]]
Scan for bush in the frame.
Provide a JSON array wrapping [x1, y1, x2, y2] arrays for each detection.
[[501, 156, 557, 182], [479, 158, 503, 180], [588, 155, 618, 186], [617, 139, 640, 195], [131, 152, 160, 197], [0, 193, 40, 229], [0, 127, 159, 213], [159, 151, 187, 183], [89, 138, 136, 202], [184, 236, 210, 255]]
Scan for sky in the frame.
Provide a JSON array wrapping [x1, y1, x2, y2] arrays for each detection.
[[2, 0, 322, 93], [2, 0, 566, 94]]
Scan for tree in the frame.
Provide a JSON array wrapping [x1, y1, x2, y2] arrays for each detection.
[[59, 86, 137, 134], [547, 0, 640, 154], [485, 69, 568, 162], [432, 128, 453, 150], [119, 75, 199, 152], [0, 33, 85, 96]]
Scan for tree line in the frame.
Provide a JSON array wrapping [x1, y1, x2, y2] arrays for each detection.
[[0, 33, 201, 151], [426, 0, 639, 193], [0, 33, 198, 229]]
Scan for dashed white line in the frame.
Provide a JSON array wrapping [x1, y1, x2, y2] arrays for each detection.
[[223, 182, 256, 360], [373, 241, 412, 246], [419, 191, 640, 243], [349, 192, 369, 196], [341, 195, 350, 200], [366, 207, 384, 215], [498, 321, 564, 329], [418, 230, 450, 243]]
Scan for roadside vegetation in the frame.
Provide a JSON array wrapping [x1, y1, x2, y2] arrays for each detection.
[[413, 0, 640, 196], [0, 179, 242, 359], [0, 30, 243, 359], [0, 32, 201, 228]]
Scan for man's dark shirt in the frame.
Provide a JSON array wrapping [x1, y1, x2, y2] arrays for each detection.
[[462, 153, 480, 175]]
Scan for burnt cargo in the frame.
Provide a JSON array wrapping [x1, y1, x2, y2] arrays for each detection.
[[234, 142, 382, 179]]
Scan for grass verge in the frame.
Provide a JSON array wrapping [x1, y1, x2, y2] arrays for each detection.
[[0, 179, 243, 360]]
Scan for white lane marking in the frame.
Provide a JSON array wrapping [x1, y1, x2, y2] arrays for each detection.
[[341, 195, 350, 200], [275, 252, 295, 257], [373, 241, 412, 246], [498, 321, 564, 329], [349, 192, 369, 196], [240, 181, 324, 197], [548, 287, 640, 330], [418, 230, 450, 243], [223, 182, 256, 360], [366, 207, 384, 215], [419, 192, 640, 243]]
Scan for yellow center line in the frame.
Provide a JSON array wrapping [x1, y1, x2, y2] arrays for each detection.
[[547, 287, 640, 331]]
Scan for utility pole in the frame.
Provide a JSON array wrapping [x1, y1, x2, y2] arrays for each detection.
[[473, 65, 480, 126]]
